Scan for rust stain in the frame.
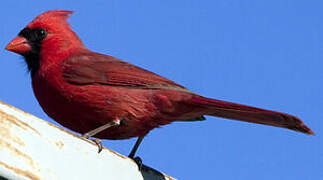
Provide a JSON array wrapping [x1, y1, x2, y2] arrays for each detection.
[[0, 100, 76, 139], [0, 110, 40, 136], [11, 136, 25, 147], [164, 174, 176, 180], [0, 100, 42, 127], [0, 101, 67, 135], [0, 140, 37, 171], [103, 147, 127, 159], [0, 101, 177, 179], [0, 101, 110, 152], [55, 141, 64, 149], [0, 161, 40, 180], [104, 148, 127, 159], [0, 115, 25, 147], [45, 122, 81, 139], [0, 110, 23, 129], [0, 100, 128, 160]]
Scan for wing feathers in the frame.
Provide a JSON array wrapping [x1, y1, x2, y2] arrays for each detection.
[[62, 51, 191, 93]]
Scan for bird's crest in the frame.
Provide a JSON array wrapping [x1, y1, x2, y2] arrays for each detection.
[[27, 10, 74, 30]]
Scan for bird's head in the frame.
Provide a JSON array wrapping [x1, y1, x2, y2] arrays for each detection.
[[5, 10, 85, 76]]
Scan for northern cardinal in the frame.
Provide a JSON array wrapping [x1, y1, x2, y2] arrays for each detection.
[[6, 10, 314, 158]]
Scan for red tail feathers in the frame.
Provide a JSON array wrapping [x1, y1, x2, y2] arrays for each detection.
[[191, 96, 314, 135]]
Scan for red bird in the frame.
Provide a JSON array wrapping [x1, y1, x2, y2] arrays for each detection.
[[6, 10, 314, 159]]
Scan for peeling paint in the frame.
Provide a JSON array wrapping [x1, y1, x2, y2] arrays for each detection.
[[0, 110, 40, 135], [54, 141, 64, 149], [164, 175, 176, 180], [0, 141, 37, 171], [0, 162, 40, 180], [0, 100, 175, 180]]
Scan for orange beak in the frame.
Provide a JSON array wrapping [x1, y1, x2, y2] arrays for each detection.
[[5, 36, 31, 54]]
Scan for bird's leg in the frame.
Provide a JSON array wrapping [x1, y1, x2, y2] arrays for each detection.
[[82, 120, 121, 153], [128, 136, 144, 158], [128, 136, 144, 170]]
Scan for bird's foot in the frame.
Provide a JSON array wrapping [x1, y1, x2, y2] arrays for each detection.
[[82, 134, 103, 153], [130, 156, 143, 171], [91, 138, 103, 153]]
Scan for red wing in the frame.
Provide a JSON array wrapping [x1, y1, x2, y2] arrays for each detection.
[[62, 51, 191, 92]]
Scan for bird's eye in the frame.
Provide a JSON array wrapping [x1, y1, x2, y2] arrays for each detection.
[[34, 28, 47, 41], [18, 27, 47, 42]]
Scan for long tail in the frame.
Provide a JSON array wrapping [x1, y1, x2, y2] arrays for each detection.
[[191, 95, 314, 135]]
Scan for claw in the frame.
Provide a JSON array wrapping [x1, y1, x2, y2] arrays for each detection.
[[82, 134, 103, 153], [91, 138, 103, 153], [81, 121, 121, 153]]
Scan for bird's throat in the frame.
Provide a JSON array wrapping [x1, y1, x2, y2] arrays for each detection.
[[23, 49, 41, 76]]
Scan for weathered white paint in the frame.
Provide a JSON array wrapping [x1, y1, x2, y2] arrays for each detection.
[[0, 100, 175, 180]]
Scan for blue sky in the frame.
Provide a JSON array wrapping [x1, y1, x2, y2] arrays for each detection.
[[1, 1, 322, 179]]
